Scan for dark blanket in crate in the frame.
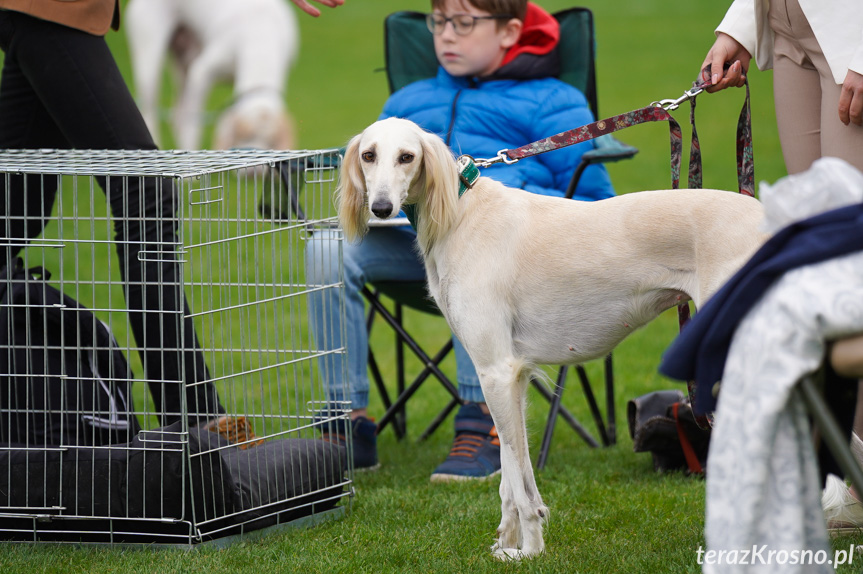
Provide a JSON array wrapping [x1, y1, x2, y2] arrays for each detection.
[[0, 422, 347, 541]]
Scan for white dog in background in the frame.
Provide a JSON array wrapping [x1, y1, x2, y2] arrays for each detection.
[[338, 118, 769, 560], [125, 0, 298, 150]]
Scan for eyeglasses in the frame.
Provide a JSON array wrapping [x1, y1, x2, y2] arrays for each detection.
[[425, 13, 513, 36]]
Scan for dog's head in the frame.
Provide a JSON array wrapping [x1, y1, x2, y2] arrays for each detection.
[[337, 118, 460, 247]]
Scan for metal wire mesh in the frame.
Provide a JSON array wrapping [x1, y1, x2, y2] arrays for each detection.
[[0, 149, 351, 545]]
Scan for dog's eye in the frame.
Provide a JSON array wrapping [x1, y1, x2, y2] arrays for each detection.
[[361, 151, 375, 162], [399, 153, 414, 164]]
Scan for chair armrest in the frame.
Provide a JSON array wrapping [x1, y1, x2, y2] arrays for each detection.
[[580, 134, 639, 164]]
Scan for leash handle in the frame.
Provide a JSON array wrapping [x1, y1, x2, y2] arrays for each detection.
[[672, 402, 705, 475]]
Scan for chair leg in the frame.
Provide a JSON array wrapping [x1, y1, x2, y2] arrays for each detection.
[[604, 354, 616, 445], [531, 377, 599, 450], [394, 301, 407, 436], [798, 375, 863, 500], [537, 366, 571, 469], [419, 397, 461, 442], [377, 339, 455, 435], [366, 300, 406, 439], [535, 354, 617, 469], [575, 364, 611, 446]]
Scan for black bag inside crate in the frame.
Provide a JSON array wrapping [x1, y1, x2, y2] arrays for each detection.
[[0, 259, 140, 447], [0, 421, 347, 541]]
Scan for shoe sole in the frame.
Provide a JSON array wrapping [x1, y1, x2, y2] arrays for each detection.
[[429, 469, 501, 483]]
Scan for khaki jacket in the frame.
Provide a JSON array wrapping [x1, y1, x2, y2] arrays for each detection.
[[0, 0, 120, 36]]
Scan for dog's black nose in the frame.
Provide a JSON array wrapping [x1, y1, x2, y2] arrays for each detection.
[[371, 199, 394, 219]]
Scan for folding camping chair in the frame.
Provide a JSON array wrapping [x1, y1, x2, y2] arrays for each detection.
[[367, 8, 638, 464], [799, 333, 863, 500]]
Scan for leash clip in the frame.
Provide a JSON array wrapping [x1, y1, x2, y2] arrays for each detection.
[[472, 149, 519, 168], [651, 86, 704, 111]]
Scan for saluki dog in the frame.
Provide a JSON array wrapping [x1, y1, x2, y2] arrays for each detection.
[[338, 117, 768, 560]]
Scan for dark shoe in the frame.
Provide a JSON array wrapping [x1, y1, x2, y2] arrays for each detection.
[[430, 402, 500, 482], [203, 416, 264, 449], [321, 416, 380, 471]]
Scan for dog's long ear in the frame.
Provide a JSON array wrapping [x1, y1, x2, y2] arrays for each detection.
[[416, 129, 459, 251], [337, 132, 369, 242]]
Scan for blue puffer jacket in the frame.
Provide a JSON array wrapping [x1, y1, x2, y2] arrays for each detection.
[[379, 67, 615, 201]]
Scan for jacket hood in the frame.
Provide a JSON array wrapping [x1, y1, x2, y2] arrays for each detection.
[[489, 2, 560, 81], [501, 2, 559, 66]]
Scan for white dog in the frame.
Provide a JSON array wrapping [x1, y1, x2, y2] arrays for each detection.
[[125, 0, 298, 150], [338, 118, 768, 560]]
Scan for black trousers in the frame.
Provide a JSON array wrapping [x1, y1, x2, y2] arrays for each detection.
[[0, 11, 224, 426]]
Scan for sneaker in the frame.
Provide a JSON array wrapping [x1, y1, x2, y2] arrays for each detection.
[[203, 416, 264, 449], [822, 474, 863, 533], [430, 402, 501, 482], [321, 416, 379, 471]]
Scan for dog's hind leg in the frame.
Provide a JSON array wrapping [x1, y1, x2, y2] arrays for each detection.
[[482, 358, 547, 560]]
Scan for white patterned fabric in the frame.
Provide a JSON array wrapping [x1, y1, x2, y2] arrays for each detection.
[[704, 250, 863, 573]]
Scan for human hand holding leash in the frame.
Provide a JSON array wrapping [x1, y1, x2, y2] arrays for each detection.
[[700, 32, 751, 92], [290, 0, 344, 18]]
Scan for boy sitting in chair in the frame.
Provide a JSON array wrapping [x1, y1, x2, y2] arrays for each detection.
[[307, 0, 614, 479]]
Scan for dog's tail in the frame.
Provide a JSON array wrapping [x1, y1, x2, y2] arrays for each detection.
[[515, 359, 551, 394]]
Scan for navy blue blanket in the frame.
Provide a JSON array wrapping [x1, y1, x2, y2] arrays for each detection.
[[658, 202, 863, 414]]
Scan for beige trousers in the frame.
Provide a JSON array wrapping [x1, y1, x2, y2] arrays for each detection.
[[769, 0, 863, 174]]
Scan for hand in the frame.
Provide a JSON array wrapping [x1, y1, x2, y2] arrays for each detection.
[[839, 70, 863, 126], [289, 0, 345, 17], [699, 33, 752, 92]]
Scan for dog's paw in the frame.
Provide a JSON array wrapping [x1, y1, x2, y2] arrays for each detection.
[[491, 543, 524, 561]]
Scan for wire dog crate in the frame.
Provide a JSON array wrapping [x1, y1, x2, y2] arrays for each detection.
[[0, 149, 351, 546]]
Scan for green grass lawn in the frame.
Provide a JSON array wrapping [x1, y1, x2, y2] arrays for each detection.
[[3, 1, 857, 573]]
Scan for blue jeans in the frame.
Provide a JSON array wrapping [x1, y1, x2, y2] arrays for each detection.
[[305, 225, 482, 409]]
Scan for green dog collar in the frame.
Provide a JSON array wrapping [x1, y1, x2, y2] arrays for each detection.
[[403, 155, 479, 229], [456, 155, 480, 197]]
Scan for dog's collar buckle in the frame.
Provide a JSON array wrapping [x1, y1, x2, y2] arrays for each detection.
[[456, 155, 480, 197]]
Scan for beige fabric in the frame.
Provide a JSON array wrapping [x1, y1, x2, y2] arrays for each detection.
[[769, 0, 863, 173], [0, 0, 119, 36], [718, 0, 863, 84]]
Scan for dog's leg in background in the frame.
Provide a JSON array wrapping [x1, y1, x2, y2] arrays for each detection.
[[125, 0, 176, 146], [173, 48, 223, 149], [482, 359, 548, 559]]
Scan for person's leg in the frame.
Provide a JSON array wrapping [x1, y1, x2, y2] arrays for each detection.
[[306, 225, 427, 412], [453, 335, 484, 403], [0, 12, 66, 267], [769, 0, 822, 175], [305, 224, 426, 469], [432, 334, 499, 483], [0, 13, 225, 427], [782, 0, 863, 498]]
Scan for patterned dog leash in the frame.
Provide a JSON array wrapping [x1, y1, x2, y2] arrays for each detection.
[[468, 75, 754, 196]]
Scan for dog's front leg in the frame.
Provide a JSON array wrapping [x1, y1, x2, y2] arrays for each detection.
[[481, 360, 547, 560]]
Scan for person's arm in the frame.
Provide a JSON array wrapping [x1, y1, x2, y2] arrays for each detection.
[[289, 0, 344, 18]]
